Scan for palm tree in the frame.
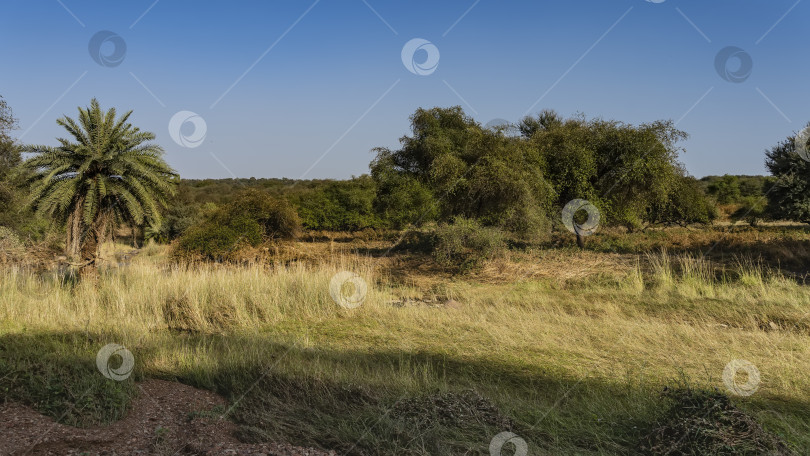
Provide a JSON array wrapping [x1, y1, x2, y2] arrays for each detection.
[[23, 99, 177, 270]]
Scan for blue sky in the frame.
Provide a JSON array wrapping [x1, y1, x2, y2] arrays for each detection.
[[1, 0, 806, 179]]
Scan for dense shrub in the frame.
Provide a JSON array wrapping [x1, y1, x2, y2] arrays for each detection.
[[648, 176, 717, 226], [173, 189, 301, 260], [700, 175, 770, 204], [292, 176, 383, 231], [707, 174, 741, 204], [227, 189, 301, 239], [370, 172, 437, 230], [372, 106, 694, 236], [175, 215, 263, 261], [765, 126, 810, 223], [145, 203, 200, 243], [432, 217, 506, 271], [732, 196, 767, 226]]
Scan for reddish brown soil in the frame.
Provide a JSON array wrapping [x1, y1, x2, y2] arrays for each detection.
[[0, 380, 337, 456]]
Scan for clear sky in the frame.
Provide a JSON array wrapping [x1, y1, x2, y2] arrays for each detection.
[[1, 0, 806, 179]]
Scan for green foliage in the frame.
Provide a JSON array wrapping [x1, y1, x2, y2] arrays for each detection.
[[21, 99, 178, 261], [145, 203, 200, 243], [176, 215, 263, 261], [765, 125, 810, 223], [707, 174, 742, 204], [292, 176, 383, 231], [227, 189, 301, 240], [155, 176, 384, 240], [370, 170, 437, 229], [523, 111, 691, 230], [371, 107, 554, 238], [732, 196, 767, 226], [432, 217, 506, 271], [174, 189, 301, 260], [649, 176, 717, 226], [699, 174, 770, 204], [0, 95, 29, 233], [371, 106, 693, 237]]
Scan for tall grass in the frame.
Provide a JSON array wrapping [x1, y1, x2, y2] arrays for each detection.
[[1, 246, 809, 454]]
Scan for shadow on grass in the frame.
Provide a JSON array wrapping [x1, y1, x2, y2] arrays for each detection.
[[1, 330, 807, 455]]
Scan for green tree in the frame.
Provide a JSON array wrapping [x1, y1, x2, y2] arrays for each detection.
[[22, 99, 178, 269], [0, 96, 21, 227], [765, 125, 810, 223], [292, 176, 382, 231], [521, 112, 689, 231], [371, 107, 553, 238], [374, 107, 698, 235], [708, 174, 741, 204], [649, 175, 717, 226]]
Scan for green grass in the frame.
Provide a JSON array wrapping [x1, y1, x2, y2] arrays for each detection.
[[1, 242, 809, 454]]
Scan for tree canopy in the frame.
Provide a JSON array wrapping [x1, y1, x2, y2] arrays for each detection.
[[371, 106, 707, 236], [371, 107, 553, 238], [22, 99, 177, 267], [765, 125, 810, 223]]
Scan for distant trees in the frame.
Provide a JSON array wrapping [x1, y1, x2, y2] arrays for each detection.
[[765, 124, 810, 223], [291, 176, 383, 231], [22, 99, 177, 269], [708, 175, 742, 205]]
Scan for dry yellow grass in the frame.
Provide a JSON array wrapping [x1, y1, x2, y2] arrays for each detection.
[[1, 242, 809, 453]]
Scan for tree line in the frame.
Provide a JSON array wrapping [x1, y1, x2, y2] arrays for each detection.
[[1, 97, 809, 269]]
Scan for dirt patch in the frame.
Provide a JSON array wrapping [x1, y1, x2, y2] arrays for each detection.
[[639, 389, 795, 455], [0, 379, 336, 455]]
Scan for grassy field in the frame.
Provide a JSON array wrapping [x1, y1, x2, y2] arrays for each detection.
[[2, 227, 810, 454]]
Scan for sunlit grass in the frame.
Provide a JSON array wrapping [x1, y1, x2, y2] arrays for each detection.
[[1, 243, 809, 454]]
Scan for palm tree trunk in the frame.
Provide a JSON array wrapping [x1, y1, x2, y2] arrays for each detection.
[[131, 223, 139, 248], [66, 197, 84, 260], [78, 210, 112, 279]]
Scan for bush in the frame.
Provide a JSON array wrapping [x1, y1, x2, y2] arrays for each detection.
[[432, 217, 506, 271], [146, 203, 200, 243], [0, 226, 25, 264], [648, 176, 717, 226], [732, 196, 767, 226], [173, 189, 301, 261], [707, 174, 741, 205], [292, 176, 384, 231], [228, 189, 301, 239], [175, 215, 263, 261]]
